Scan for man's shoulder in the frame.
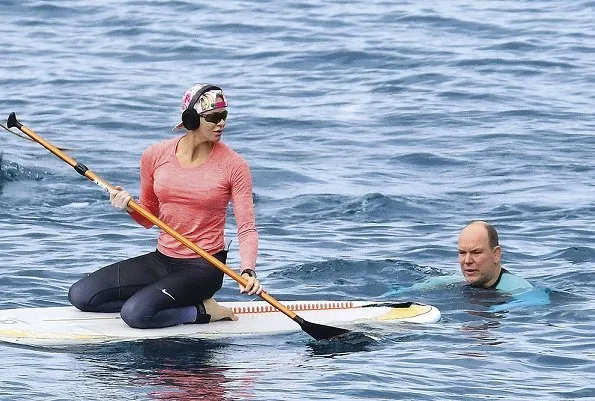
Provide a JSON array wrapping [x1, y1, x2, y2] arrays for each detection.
[[496, 269, 534, 292]]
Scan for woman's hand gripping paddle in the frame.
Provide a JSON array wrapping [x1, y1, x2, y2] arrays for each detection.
[[5, 112, 350, 341]]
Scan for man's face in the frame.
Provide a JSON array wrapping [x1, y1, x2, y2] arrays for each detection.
[[458, 224, 501, 288]]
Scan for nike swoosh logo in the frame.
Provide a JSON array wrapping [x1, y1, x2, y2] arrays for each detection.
[[161, 288, 175, 301]]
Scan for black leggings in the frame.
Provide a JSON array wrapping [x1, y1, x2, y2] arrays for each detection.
[[68, 250, 226, 328]]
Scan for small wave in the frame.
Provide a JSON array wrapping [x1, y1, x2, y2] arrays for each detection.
[[392, 152, 466, 168], [454, 57, 575, 71], [483, 40, 541, 52], [270, 192, 432, 223], [268, 258, 439, 300], [546, 246, 595, 264], [0, 158, 47, 184], [61, 202, 91, 209], [395, 13, 506, 37]]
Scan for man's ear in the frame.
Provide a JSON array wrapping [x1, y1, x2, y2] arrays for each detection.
[[493, 245, 502, 263]]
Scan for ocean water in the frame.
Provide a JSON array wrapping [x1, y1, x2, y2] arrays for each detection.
[[0, 0, 594, 400]]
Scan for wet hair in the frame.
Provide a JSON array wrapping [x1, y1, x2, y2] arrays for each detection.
[[465, 220, 500, 249], [482, 222, 499, 249]]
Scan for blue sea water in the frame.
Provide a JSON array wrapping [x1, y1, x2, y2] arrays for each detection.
[[0, 0, 594, 400]]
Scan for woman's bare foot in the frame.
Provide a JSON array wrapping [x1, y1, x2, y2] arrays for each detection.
[[203, 298, 238, 322]]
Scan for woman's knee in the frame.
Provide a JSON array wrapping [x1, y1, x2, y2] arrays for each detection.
[[68, 278, 92, 311], [120, 297, 152, 328]]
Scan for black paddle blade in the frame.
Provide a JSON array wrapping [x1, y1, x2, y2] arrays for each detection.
[[7, 112, 21, 129], [294, 316, 350, 341]]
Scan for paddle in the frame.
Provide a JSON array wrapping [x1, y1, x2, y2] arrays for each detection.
[[6, 112, 349, 341]]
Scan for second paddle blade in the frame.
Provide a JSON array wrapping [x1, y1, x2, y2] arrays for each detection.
[[295, 316, 350, 340]]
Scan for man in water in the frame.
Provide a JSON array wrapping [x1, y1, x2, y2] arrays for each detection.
[[387, 220, 549, 311], [457, 220, 533, 292]]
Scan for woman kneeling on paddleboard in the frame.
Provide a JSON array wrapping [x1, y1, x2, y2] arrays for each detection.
[[68, 83, 263, 329]]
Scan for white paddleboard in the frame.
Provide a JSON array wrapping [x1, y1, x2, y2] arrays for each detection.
[[0, 300, 440, 347]]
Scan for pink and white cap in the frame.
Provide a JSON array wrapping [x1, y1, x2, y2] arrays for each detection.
[[173, 83, 227, 130]]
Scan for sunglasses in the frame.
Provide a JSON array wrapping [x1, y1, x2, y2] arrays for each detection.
[[200, 110, 228, 124]]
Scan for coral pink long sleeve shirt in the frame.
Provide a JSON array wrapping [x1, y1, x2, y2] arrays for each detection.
[[129, 136, 258, 272]]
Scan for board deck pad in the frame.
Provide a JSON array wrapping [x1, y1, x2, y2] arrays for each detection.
[[0, 300, 440, 347]]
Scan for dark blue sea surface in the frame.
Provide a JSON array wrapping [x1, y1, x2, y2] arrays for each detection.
[[1, 0, 594, 400]]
